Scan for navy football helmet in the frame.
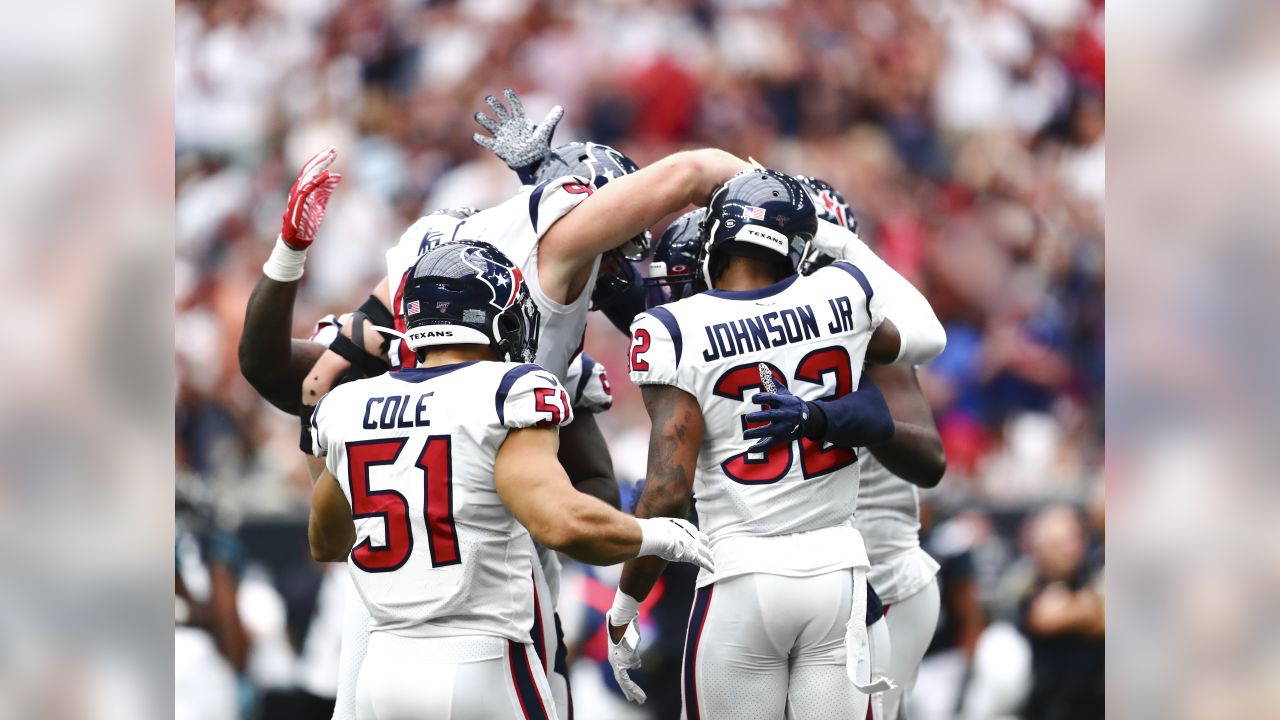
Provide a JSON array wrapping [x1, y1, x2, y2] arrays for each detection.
[[644, 208, 706, 308], [699, 169, 818, 289], [402, 240, 540, 363], [536, 142, 650, 311], [796, 176, 857, 233], [795, 176, 858, 274]]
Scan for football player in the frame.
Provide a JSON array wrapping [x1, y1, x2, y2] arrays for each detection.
[[307, 240, 713, 719], [793, 177, 945, 720], [737, 175, 947, 717], [607, 168, 946, 719], [645, 180, 948, 720], [306, 136, 746, 718]]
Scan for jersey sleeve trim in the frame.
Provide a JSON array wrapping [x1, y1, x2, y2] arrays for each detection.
[[831, 261, 874, 320], [496, 363, 541, 424], [528, 180, 550, 231], [573, 353, 595, 405], [308, 392, 332, 457], [647, 306, 683, 367]]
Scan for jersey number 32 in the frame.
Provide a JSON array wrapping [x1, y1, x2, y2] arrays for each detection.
[[713, 346, 859, 484]]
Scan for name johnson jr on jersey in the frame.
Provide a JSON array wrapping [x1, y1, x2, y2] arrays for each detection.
[[701, 294, 863, 361]]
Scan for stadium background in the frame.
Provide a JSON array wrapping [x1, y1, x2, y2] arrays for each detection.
[[175, 0, 1104, 718]]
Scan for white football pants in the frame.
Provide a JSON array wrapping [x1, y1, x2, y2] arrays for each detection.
[[680, 570, 892, 720], [878, 578, 941, 719], [333, 561, 569, 720], [356, 633, 556, 720]]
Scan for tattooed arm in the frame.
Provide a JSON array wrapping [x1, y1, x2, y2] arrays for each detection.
[[609, 384, 705, 641]]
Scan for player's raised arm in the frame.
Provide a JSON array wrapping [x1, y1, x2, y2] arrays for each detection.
[[494, 424, 711, 569], [239, 147, 342, 414], [538, 148, 751, 295], [812, 219, 946, 365]]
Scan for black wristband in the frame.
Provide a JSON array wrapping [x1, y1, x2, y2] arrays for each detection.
[[330, 332, 390, 378], [803, 401, 828, 441]]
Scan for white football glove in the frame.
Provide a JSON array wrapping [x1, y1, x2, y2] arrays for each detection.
[[635, 517, 714, 571], [606, 596, 647, 704]]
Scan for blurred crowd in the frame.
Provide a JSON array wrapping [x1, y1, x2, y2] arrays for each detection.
[[175, 0, 1104, 718]]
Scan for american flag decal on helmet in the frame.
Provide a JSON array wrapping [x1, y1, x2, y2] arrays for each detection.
[[742, 205, 766, 221], [406, 300, 421, 315]]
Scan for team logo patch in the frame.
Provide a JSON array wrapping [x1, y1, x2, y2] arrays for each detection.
[[459, 245, 524, 310]]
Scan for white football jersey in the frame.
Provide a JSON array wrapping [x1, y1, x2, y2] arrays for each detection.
[[629, 262, 885, 586], [310, 360, 574, 642], [853, 455, 941, 604], [384, 176, 600, 381]]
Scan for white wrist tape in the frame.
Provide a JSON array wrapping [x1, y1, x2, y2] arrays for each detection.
[[608, 589, 641, 626], [262, 235, 308, 282], [635, 517, 665, 559]]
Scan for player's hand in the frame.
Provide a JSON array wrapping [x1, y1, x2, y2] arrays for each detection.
[[472, 89, 563, 179], [745, 363, 810, 452], [604, 609, 645, 702], [635, 517, 714, 572], [281, 146, 342, 250]]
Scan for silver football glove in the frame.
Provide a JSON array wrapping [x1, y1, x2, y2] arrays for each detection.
[[472, 88, 564, 173]]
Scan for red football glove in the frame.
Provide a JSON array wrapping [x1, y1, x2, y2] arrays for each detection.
[[281, 146, 342, 250]]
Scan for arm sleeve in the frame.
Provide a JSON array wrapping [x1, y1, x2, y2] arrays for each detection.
[[817, 219, 946, 365], [627, 310, 683, 389], [498, 364, 576, 429], [568, 353, 614, 414], [809, 374, 895, 447]]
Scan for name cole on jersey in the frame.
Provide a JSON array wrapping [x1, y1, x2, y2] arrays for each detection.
[[308, 361, 573, 641]]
